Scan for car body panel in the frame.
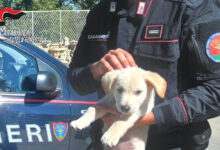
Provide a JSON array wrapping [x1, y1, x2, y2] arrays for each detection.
[[0, 38, 98, 150]]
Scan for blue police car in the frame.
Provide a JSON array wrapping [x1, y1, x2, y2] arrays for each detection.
[[0, 36, 98, 150]]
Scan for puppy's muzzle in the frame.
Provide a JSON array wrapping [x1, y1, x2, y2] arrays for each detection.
[[120, 105, 131, 113]]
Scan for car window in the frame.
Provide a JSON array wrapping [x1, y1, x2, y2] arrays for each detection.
[[0, 42, 38, 94]]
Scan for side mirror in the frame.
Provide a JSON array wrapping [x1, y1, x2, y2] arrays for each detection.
[[22, 71, 60, 98], [36, 71, 57, 92]]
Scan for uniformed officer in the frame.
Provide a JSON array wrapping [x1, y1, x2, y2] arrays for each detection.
[[68, 0, 220, 149]]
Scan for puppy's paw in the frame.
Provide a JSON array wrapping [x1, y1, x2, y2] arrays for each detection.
[[101, 130, 120, 147], [70, 119, 90, 130]]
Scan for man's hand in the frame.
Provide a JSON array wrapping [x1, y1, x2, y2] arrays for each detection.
[[95, 105, 120, 127], [134, 112, 156, 128], [90, 48, 137, 81]]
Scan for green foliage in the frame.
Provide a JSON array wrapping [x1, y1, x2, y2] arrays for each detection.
[[0, 0, 62, 10], [0, 0, 12, 8], [31, 0, 62, 10], [76, 0, 99, 9], [0, 0, 99, 10]]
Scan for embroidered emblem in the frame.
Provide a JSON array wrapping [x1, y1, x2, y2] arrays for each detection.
[[145, 25, 163, 39], [206, 32, 220, 63], [110, 1, 117, 12], [53, 122, 69, 142], [136, 1, 146, 15]]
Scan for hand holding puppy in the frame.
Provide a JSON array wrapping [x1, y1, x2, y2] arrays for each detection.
[[90, 48, 137, 80], [90, 48, 157, 128], [71, 68, 166, 149]]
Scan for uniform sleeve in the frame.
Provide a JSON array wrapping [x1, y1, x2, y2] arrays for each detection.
[[67, 0, 109, 95], [67, 10, 99, 95], [153, 0, 220, 129]]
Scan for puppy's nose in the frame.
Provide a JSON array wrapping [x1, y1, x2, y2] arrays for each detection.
[[120, 105, 130, 112]]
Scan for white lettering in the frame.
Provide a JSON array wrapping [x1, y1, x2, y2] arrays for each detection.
[[45, 124, 52, 142], [6, 125, 22, 143], [88, 34, 110, 40], [149, 30, 160, 34], [26, 124, 43, 142]]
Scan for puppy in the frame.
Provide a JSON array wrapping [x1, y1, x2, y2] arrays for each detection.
[[71, 67, 167, 150]]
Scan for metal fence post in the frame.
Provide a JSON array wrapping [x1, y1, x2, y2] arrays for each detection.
[[32, 11, 34, 37], [60, 11, 62, 43]]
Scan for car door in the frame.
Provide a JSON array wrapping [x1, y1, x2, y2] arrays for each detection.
[[69, 87, 98, 150], [0, 41, 70, 150]]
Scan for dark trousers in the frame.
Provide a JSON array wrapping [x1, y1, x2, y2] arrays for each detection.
[[146, 120, 211, 150], [88, 120, 211, 150]]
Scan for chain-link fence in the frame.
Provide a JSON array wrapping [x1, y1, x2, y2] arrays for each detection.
[[0, 10, 89, 43]]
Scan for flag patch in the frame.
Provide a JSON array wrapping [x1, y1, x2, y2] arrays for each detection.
[[136, 1, 146, 15], [206, 32, 220, 63]]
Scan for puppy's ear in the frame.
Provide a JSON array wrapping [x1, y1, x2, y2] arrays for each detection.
[[101, 70, 120, 94], [144, 71, 167, 98]]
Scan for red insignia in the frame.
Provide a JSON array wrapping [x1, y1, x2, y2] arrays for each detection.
[[0, 8, 25, 26]]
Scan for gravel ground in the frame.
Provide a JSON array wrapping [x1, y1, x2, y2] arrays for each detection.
[[207, 117, 220, 150]]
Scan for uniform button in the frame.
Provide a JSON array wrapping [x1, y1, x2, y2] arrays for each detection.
[[202, 135, 206, 140]]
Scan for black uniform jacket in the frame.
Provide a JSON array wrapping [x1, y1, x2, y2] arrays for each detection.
[[68, 0, 220, 131]]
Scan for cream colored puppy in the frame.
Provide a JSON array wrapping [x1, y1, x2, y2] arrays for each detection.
[[71, 67, 167, 150]]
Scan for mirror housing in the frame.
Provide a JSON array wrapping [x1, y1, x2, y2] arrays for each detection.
[[22, 71, 60, 98], [36, 71, 57, 92]]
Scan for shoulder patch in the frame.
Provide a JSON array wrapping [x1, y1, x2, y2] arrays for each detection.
[[206, 33, 220, 63]]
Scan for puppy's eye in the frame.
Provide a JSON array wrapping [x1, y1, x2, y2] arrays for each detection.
[[117, 87, 124, 93], [135, 90, 142, 95]]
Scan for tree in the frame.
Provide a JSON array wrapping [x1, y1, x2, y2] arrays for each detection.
[[0, 0, 11, 9], [0, 0, 62, 11], [0, 0, 99, 11], [12, 0, 34, 11], [75, 0, 99, 9]]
